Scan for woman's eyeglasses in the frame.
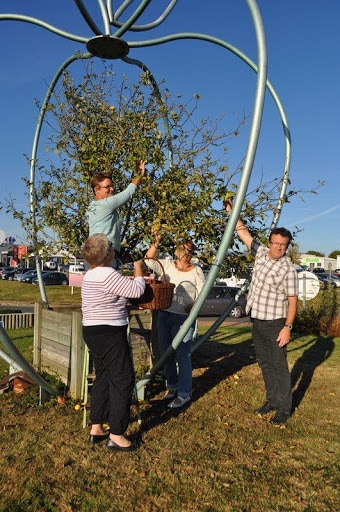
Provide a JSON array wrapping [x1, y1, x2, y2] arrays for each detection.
[[177, 247, 192, 256]]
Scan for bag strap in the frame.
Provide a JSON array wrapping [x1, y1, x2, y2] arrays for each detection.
[[143, 257, 167, 282]]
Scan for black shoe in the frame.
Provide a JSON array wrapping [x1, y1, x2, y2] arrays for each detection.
[[88, 432, 110, 445], [269, 411, 290, 426], [254, 402, 277, 415], [106, 438, 138, 452]]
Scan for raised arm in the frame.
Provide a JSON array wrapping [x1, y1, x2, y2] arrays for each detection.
[[145, 233, 160, 259], [131, 160, 146, 186], [224, 198, 254, 250]]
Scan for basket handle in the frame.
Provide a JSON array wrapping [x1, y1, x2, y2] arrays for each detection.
[[143, 257, 167, 283]]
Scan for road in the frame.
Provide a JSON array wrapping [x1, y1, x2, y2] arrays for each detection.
[[198, 315, 251, 327], [0, 304, 34, 313]]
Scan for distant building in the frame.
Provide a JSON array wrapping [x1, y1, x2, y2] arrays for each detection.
[[0, 242, 14, 266], [299, 253, 337, 272], [0, 243, 84, 269], [0, 243, 33, 267]]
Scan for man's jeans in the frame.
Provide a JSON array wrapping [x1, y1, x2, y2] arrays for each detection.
[[252, 317, 292, 414]]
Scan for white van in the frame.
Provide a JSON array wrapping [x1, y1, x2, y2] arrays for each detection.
[[44, 261, 57, 270], [69, 264, 86, 274], [217, 276, 247, 288]]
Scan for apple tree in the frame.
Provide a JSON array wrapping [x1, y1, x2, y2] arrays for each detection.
[[5, 62, 323, 264]]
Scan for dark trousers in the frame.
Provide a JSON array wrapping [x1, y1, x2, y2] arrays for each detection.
[[82, 324, 135, 435], [157, 311, 194, 397], [252, 318, 292, 415]]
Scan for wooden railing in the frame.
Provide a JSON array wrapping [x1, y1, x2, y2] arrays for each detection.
[[0, 312, 34, 329]]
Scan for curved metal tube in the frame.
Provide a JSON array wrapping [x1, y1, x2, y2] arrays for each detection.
[[111, 0, 178, 32], [0, 14, 88, 43], [73, 0, 103, 35], [127, 32, 292, 217], [1, 9, 291, 231], [29, 52, 92, 305], [0, 325, 58, 396], [1, 11, 291, 232], [127, 30, 292, 359], [191, 281, 251, 353], [112, 0, 152, 38], [98, 0, 111, 35], [1, 2, 292, 392], [137, 0, 268, 392], [122, 56, 173, 167]]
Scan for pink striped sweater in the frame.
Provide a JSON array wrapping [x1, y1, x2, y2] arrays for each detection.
[[81, 266, 145, 326]]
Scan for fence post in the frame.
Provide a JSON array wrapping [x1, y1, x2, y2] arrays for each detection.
[[33, 302, 43, 371], [70, 310, 84, 399]]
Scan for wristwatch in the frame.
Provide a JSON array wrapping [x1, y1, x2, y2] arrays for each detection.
[[284, 324, 293, 330]]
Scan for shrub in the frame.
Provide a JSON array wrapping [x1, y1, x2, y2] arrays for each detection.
[[295, 289, 339, 335]]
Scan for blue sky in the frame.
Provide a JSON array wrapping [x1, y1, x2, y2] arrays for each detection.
[[0, 1, 339, 256]]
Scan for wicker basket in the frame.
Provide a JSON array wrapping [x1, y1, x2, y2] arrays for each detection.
[[132, 259, 175, 311]]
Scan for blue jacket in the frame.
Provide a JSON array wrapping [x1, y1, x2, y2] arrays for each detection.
[[87, 183, 137, 251]]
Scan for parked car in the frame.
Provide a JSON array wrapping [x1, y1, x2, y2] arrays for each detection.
[[13, 268, 35, 282], [315, 274, 336, 289], [0, 267, 31, 280], [312, 268, 325, 274], [58, 264, 86, 274], [198, 285, 247, 318], [216, 275, 249, 288], [58, 264, 70, 274], [69, 264, 86, 274], [0, 266, 13, 277], [43, 261, 58, 270], [31, 271, 69, 286], [1, 268, 18, 280], [21, 270, 38, 283], [328, 274, 340, 287]]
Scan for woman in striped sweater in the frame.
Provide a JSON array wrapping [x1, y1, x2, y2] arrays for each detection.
[[81, 233, 145, 452]]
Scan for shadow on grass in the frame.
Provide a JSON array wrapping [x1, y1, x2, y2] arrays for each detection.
[[290, 335, 334, 413], [138, 332, 255, 437], [191, 334, 255, 396], [138, 332, 336, 439]]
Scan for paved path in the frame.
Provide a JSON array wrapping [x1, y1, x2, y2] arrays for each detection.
[[198, 316, 251, 327]]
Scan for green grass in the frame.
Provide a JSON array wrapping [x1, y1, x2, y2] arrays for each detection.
[[0, 328, 34, 376], [0, 279, 81, 305], [0, 324, 339, 512]]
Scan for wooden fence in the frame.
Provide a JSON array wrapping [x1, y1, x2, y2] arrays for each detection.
[[33, 303, 84, 398], [33, 303, 153, 399], [0, 312, 34, 329]]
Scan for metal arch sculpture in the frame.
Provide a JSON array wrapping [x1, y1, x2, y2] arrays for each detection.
[[22, 49, 173, 307], [0, 1, 292, 392]]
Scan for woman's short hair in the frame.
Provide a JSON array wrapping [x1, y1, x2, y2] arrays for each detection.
[[178, 240, 196, 255], [82, 234, 113, 267]]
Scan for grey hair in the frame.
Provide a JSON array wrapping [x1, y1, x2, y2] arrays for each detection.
[[82, 234, 113, 267]]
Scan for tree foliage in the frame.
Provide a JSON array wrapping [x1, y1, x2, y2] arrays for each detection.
[[287, 245, 302, 265], [4, 62, 324, 263], [305, 250, 325, 257]]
